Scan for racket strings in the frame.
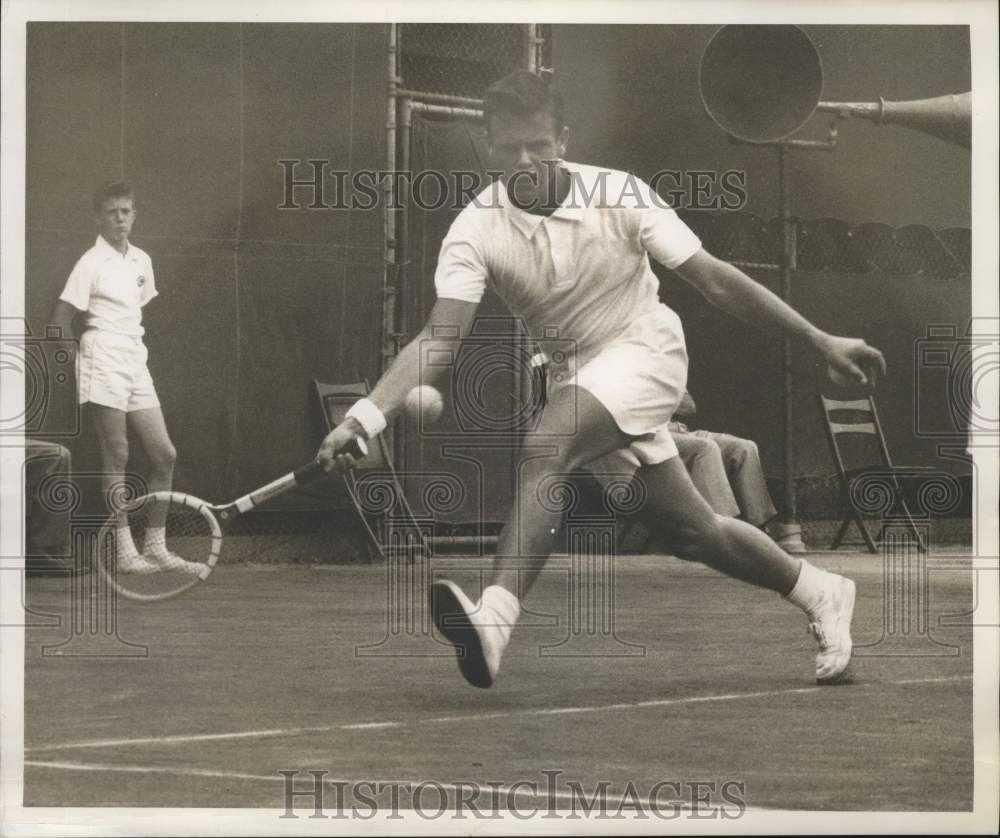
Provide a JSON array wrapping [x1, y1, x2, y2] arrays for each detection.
[[98, 496, 217, 601]]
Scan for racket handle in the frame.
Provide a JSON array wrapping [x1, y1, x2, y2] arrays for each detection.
[[344, 436, 368, 460], [236, 438, 369, 512], [295, 437, 368, 484]]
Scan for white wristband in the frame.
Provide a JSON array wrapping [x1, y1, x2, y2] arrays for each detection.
[[345, 398, 387, 439]]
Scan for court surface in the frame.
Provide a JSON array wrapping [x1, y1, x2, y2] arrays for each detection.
[[22, 550, 975, 812]]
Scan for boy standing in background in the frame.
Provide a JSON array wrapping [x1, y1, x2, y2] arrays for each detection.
[[51, 182, 197, 575]]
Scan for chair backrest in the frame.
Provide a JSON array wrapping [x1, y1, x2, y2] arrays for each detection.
[[817, 395, 894, 478], [312, 379, 392, 471]]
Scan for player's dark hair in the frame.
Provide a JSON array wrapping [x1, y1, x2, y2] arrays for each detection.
[[483, 70, 563, 135], [92, 181, 135, 213]]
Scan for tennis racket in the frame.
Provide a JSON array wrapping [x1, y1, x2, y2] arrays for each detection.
[[96, 438, 367, 602]]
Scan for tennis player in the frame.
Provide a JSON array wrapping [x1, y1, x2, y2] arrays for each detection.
[[51, 182, 199, 575], [318, 71, 885, 687]]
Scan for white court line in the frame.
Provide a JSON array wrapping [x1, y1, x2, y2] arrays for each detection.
[[25, 674, 972, 755], [24, 760, 296, 784], [21, 759, 751, 810]]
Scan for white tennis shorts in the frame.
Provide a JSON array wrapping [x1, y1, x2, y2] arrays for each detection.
[[77, 329, 160, 412], [549, 304, 688, 477]]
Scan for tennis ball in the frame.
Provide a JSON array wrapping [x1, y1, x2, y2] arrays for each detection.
[[405, 385, 444, 424]]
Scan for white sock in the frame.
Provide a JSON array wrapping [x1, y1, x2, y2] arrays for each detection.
[[116, 526, 139, 557], [144, 527, 167, 554], [479, 585, 521, 649], [783, 560, 830, 616]]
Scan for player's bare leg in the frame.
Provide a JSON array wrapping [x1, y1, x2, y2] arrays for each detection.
[[497, 386, 630, 590], [633, 457, 855, 684], [430, 386, 630, 687], [128, 406, 198, 574], [432, 402, 855, 687], [90, 404, 154, 573], [127, 406, 176, 511]]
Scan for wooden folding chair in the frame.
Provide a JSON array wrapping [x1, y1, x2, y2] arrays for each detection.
[[818, 395, 927, 553], [313, 380, 430, 562]]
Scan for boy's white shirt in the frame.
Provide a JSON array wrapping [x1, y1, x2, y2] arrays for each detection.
[[59, 235, 157, 337]]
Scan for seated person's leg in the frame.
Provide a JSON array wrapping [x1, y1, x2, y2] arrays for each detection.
[[673, 433, 740, 518], [24, 439, 73, 569], [700, 431, 777, 527]]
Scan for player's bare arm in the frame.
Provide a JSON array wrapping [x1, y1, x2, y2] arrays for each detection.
[[673, 248, 887, 386], [317, 297, 478, 471], [50, 299, 79, 342]]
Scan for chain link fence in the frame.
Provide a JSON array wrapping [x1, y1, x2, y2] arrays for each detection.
[[677, 211, 970, 279], [399, 23, 533, 99]]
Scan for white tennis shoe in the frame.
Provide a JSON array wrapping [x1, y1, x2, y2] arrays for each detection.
[[809, 574, 856, 684], [430, 579, 503, 689], [143, 547, 204, 577]]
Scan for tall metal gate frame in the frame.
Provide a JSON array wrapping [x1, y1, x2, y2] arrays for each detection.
[[381, 23, 546, 372]]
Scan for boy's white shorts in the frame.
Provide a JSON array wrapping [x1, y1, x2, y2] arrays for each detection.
[[77, 330, 160, 413], [548, 305, 688, 480]]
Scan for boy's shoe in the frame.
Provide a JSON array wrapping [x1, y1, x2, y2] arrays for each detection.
[[117, 551, 159, 575], [144, 548, 205, 577]]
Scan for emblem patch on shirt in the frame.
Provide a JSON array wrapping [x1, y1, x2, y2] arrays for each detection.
[[136, 275, 146, 287]]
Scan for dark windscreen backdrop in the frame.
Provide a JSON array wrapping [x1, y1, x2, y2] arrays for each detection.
[[25, 22, 973, 522], [26, 23, 387, 508]]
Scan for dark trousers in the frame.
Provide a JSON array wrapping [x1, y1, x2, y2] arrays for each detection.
[[25, 439, 73, 569]]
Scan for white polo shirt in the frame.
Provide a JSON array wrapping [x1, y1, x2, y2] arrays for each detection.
[[434, 161, 701, 365], [60, 236, 157, 337]]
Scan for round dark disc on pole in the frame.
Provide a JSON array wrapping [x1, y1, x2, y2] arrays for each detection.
[[699, 25, 824, 144]]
